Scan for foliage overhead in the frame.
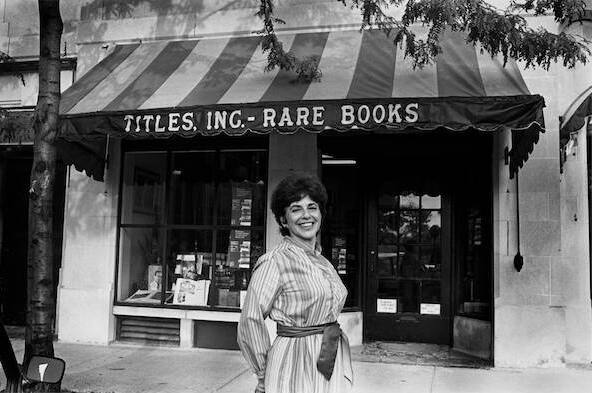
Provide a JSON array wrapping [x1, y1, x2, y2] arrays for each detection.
[[256, 0, 592, 81], [256, 0, 322, 82]]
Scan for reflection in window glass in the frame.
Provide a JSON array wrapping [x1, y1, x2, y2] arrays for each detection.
[[399, 211, 419, 243], [117, 148, 267, 309], [322, 161, 361, 307], [399, 193, 419, 209], [421, 195, 441, 209], [378, 279, 419, 313], [211, 229, 264, 307], [377, 245, 398, 276], [169, 152, 215, 225], [121, 152, 167, 225], [421, 281, 441, 304], [377, 189, 443, 314], [216, 151, 267, 227], [420, 211, 441, 243], [458, 206, 491, 319], [419, 246, 441, 278], [117, 227, 164, 302]]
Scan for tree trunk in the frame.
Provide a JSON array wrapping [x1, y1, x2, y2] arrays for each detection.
[[24, 0, 63, 391]]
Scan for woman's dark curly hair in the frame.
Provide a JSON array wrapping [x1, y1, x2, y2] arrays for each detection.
[[271, 173, 328, 236]]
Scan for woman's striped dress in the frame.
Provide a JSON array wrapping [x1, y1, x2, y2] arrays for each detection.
[[238, 236, 353, 393]]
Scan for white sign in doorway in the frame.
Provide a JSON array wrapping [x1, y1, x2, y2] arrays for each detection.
[[420, 303, 441, 315], [377, 298, 398, 313]]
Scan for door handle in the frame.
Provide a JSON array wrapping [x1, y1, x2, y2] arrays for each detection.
[[369, 250, 376, 272]]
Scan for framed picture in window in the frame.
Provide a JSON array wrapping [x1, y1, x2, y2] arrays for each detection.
[[133, 168, 160, 214]]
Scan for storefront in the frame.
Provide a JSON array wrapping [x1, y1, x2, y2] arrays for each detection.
[[319, 132, 493, 349], [56, 28, 545, 360]]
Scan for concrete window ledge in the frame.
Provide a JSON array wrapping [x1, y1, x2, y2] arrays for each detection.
[[113, 305, 240, 322]]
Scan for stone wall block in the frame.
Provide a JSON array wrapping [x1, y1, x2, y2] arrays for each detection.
[[557, 126, 590, 310], [61, 243, 117, 289], [561, 215, 590, 259], [64, 214, 118, 247], [519, 158, 559, 193], [518, 191, 550, 222], [551, 256, 588, 306], [500, 190, 516, 222], [496, 219, 517, 258], [77, 13, 196, 45], [494, 305, 565, 367], [4, 0, 38, 36], [5, 35, 38, 58], [562, 155, 588, 199], [528, 127, 559, 160], [498, 256, 550, 306], [338, 312, 363, 347], [521, 220, 561, 257], [57, 287, 114, 344], [548, 185, 560, 222], [535, 110, 559, 148], [58, 167, 119, 343], [65, 196, 118, 241], [60, 0, 84, 22], [564, 305, 592, 363]]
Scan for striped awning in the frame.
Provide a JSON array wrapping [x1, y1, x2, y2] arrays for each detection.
[[58, 29, 545, 180]]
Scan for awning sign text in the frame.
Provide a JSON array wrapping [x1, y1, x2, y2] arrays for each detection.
[[122, 102, 420, 134]]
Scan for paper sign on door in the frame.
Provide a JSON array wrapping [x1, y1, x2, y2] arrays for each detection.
[[377, 298, 397, 313], [420, 303, 441, 315]]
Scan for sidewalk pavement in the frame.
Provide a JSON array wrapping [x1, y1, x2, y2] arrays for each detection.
[[2, 339, 592, 393]]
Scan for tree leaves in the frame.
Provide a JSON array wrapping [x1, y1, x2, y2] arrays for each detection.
[[397, 0, 590, 69], [258, 0, 591, 80], [256, 0, 321, 82]]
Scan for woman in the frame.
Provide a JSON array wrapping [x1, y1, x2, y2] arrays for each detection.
[[238, 173, 353, 393]]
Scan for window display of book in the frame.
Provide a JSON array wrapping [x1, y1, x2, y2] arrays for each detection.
[[125, 290, 173, 303], [209, 267, 241, 307]]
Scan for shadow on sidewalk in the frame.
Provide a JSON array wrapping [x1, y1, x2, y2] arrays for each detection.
[[352, 341, 490, 368]]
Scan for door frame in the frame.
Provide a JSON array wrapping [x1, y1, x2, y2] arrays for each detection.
[[361, 159, 453, 344]]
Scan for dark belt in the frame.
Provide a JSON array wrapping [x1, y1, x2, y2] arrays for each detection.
[[276, 322, 353, 383]]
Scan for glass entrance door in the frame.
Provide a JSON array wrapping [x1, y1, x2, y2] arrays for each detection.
[[366, 186, 451, 344]]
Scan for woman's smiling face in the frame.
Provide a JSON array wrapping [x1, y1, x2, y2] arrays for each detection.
[[283, 195, 322, 247]]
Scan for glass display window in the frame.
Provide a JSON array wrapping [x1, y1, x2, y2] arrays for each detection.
[[117, 146, 267, 309], [321, 157, 362, 308], [120, 152, 167, 225], [456, 206, 491, 319]]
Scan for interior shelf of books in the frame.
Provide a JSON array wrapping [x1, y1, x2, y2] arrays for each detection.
[[121, 180, 264, 309]]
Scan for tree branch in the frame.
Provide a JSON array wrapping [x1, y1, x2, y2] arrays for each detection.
[[258, 0, 591, 77], [256, 0, 321, 82], [398, 0, 591, 69]]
